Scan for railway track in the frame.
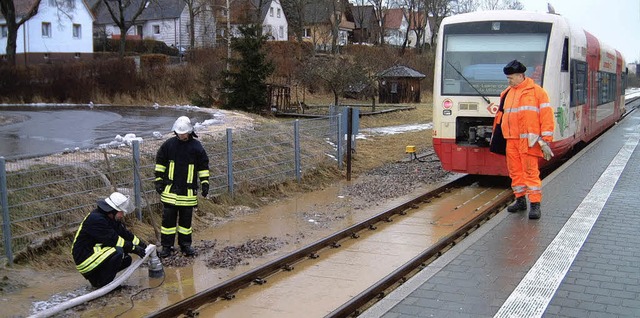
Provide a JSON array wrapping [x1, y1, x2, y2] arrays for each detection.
[[145, 175, 513, 318], [139, 94, 639, 318]]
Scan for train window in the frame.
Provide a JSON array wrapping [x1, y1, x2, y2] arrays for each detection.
[[441, 21, 551, 96], [570, 60, 587, 107], [561, 38, 568, 72], [597, 72, 617, 105]]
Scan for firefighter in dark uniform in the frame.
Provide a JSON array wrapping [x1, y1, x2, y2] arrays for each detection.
[[71, 192, 147, 288], [155, 116, 210, 257]]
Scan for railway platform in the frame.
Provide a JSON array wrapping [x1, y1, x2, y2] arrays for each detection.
[[361, 106, 640, 318]]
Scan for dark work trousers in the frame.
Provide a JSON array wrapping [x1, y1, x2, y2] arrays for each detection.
[[161, 203, 193, 248], [84, 249, 132, 288]]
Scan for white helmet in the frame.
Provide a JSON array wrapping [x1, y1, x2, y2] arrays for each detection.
[[172, 116, 193, 134], [99, 192, 135, 215]]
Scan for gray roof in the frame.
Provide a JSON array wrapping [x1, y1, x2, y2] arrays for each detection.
[[302, 2, 333, 24], [351, 5, 375, 28], [93, 0, 186, 25], [377, 65, 426, 78]]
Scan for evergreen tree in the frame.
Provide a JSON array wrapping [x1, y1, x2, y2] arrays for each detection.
[[221, 24, 275, 113]]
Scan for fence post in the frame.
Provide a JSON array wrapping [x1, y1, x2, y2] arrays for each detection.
[[226, 128, 234, 195], [337, 113, 343, 170], [0, 157, 13, 265], [294, 120, 301, 183], [132, 140, 142, 221]]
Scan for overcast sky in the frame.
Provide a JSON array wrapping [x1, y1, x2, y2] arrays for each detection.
[[518, 0, 640, 62]]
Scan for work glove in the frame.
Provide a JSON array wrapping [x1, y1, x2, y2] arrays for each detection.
[[138, 240, 147, 249], [154, 181, 164, 194], [132, 245, 146, 258], [538, 139, 554, 161], [201, 183, 209, 198]]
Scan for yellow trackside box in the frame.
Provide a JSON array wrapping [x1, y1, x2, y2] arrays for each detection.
[[405, 145, 416, 154]]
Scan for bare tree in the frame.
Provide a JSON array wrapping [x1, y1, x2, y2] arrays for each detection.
[[479, 0, 522, 10], [424, 0, 452, 49], [503, 0, 523, 10], [100, 0, 153, 57], [368, 0, 386, 45], [453, 0, 480, 14], [299, 55, 369, 106], [0, 0, 42, 66], [183, 0, 210, 48], [280, 0, 308, 42], [397, 0, 417, 55]]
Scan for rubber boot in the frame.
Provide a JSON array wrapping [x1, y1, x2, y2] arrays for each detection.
[[507, 196, 527, 212], [158, 246, 173, 258], [181, 245, 196, 257], [529, 202, 541, 219]]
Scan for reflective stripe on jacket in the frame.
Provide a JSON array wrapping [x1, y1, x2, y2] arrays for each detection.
[[492, 77, 554, 157], [71, 209, 142, 274], [155, 136, 210, 206]]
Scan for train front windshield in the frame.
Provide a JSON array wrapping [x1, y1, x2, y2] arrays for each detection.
[[442, 21, 551, 96]]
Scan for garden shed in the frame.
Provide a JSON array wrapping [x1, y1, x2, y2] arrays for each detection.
[[377, 65, 426, 103]]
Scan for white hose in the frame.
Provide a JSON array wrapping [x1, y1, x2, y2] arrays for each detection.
[[28, 244, 157, 318]]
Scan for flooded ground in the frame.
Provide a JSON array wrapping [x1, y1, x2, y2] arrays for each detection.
[[0, 154, 451, 318], [0, 105, 218, 159]]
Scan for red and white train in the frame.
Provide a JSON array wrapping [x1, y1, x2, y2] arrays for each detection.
[[432, 10, 628, 176]]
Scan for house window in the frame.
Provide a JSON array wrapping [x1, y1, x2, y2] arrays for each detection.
[[1, 25, 7, 38], [153, 25, 160, 35], [279, 26, 284, 39], [72, 24, 81, 39], [269, 7, 274, 17], [277, 8, 281, 18], [303, 28, 311, 38], [42, 22, 51, 37]]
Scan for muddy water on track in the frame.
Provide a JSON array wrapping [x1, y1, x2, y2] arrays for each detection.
[[2, 177, 455, 318]]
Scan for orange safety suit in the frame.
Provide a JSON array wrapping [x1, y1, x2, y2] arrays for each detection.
[[492, 77, 554, 203]]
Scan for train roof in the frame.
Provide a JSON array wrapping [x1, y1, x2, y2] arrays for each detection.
[[442, 10, 567, 25], [441, 10, 625, 63]]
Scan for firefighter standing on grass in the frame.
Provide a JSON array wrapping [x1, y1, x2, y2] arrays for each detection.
[[491, 60, 555, 219], [71, 192, 147, 288], [155, 116, 210, 257]]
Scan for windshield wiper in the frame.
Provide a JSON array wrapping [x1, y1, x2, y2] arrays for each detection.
[[446, 60, 491, 104]]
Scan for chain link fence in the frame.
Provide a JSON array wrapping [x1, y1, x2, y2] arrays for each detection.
[[0, 114, 345, 264]]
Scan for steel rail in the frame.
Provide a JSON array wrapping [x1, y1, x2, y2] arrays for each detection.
[[326, 187, 513, 317], [145, 175, 478, 318]]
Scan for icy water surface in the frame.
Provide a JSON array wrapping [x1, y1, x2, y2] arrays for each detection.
[[0, 105, 213, 159]]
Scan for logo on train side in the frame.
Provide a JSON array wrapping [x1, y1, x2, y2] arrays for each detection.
[[487, 102, 499, 115]]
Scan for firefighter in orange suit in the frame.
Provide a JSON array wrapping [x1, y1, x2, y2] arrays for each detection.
[[491, 60, 555, 219]]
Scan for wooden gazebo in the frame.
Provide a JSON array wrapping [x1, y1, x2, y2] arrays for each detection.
[[376, 65, 426, 103]]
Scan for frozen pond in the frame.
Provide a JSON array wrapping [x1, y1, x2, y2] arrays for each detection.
[[0, 105, 214, 160]]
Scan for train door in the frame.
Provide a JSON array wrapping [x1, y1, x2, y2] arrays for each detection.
[[585, 32, 600, 140], [559, 38, 571, 140]]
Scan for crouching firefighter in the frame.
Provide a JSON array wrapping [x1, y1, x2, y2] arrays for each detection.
[[155, 116, 210, 257], [71, 192, 147, 288]]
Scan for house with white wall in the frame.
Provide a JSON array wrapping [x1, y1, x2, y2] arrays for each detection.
[[215, 0, 288, 42], [0, 0, 95, 65], [383, 8, 430, 48], [92, 0, 216, 49]]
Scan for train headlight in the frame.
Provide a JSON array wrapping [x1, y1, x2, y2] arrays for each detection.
[[443, 99, 453, 109]]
